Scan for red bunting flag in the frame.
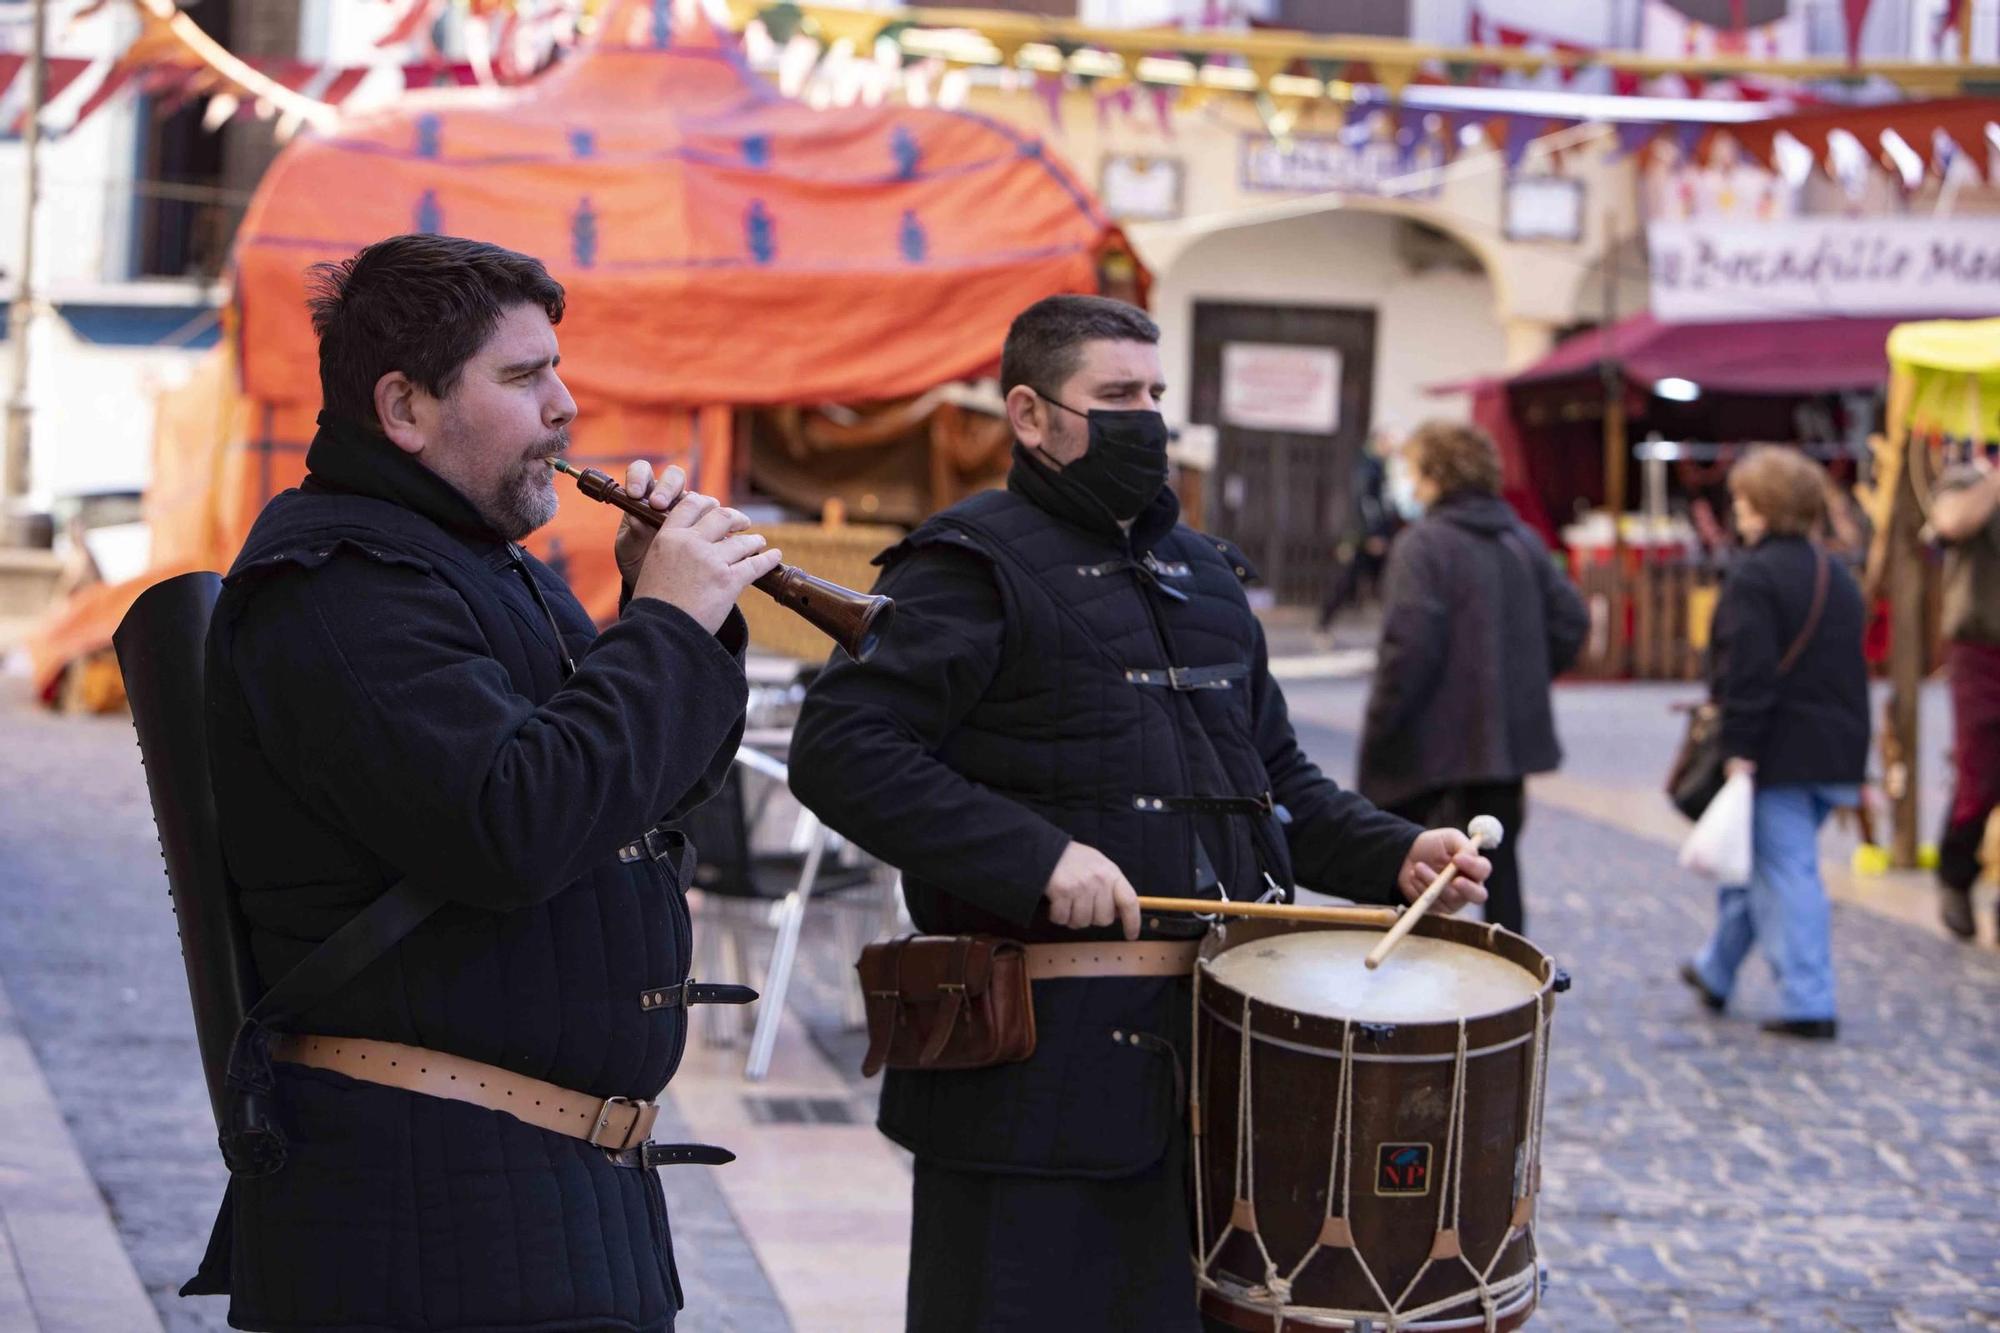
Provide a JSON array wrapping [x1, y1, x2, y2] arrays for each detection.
[[1841, 0, 1875, 65], [1934, 0, 1973, 58]]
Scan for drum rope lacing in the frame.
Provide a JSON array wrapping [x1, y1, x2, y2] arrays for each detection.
[[1190, 948, 1558, 1332]]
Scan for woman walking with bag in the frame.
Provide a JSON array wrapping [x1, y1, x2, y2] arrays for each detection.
[[1681, 448, 1869, 1040]]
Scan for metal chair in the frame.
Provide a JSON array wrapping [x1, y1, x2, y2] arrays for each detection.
[[677, 746, 893, 1081]]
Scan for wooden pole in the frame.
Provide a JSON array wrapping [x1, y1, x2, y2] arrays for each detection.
[[1886, 530, 1924, 868], [1600, 211, 1629, 673], [1884, 369, 1925, 868], [3, 0, 47, 526]]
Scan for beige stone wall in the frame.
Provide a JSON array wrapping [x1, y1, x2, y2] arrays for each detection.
[[1149, 207, 1507, 433], [964, 82, 1642, 422]]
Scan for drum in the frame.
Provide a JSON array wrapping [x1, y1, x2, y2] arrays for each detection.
[[1191, 914, 1568, 1331]]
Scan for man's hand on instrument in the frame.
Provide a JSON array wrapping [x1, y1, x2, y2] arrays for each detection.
[[1043, 842, 1142, 941], [1396, 829, 1491, 914], [629, 473, 784, 634], [613, 460, 687, 588]]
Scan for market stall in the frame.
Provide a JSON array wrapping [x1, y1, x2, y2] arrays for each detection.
[[1865, 318, 2000, 864], [1448, 311, 1914, 679], [25, 2, 1143, 704]]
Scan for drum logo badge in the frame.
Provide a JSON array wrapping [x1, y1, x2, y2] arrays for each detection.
[[1375, 1143, 1434, 1197]]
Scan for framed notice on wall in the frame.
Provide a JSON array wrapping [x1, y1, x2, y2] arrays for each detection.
[[1219, 343, 1342, 434], [1504, 175, 1586, 243], [1099, 154, 1184, 221]]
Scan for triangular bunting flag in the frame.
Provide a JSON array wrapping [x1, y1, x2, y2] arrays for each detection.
[[1610, 120, 1660, 160]]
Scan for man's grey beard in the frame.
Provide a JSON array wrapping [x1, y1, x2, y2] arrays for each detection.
[[472, 423, 568, 541], [487, 461, 559, 541]]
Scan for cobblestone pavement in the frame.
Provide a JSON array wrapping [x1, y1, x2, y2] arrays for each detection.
[[0, 676, 785, 1333], [1287, 685, 2000, 1330], [5, 662, 1999, 1331], [792, 774, 2000, 1330], [791, 686, 2000, 1331], [1516, 798, 2000, 1330]]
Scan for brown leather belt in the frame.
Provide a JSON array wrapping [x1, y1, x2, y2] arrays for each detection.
[[271, 1033, 658, 1151], [1023, 939, 1202, 981]]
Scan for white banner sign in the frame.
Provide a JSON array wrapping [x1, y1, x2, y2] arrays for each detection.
[[1648, 218, 2000, 321], [1221, 343, 1341, 434], [1241, 132, 1443, 198]]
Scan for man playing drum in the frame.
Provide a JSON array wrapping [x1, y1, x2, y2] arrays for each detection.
[[789, 296, 1492, 1332]]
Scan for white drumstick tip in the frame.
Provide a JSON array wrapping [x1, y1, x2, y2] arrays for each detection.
[[1468, 814, 1505, 850]]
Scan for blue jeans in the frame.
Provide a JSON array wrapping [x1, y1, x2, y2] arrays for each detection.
[[1692, 783, 1854, 1022]]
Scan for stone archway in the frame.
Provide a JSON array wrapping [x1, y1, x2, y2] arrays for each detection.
[[1135, 200, 1511, 602]]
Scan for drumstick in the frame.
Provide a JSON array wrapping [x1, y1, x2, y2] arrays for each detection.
[[1134, 897, 1399, 927], [1365, 815, 1506, 970]]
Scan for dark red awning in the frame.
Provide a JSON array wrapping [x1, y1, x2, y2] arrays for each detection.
[[1440, 308, 1904, 396], [1506, 311, 1904, 396]]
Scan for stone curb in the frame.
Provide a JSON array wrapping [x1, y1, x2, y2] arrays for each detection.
[[0, 976, 163, 1333]]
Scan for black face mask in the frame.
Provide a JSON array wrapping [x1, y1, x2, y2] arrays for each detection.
[[1041, 395, 1170, 522]]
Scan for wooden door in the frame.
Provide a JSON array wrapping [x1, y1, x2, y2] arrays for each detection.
[[1190, 302, 1377, 606]]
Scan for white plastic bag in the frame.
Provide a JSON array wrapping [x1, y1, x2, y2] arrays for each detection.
[[1678, 771, 1755, 883]]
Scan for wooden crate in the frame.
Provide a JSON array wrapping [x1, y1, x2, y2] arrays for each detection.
[[1572, 559, 1719, 681]]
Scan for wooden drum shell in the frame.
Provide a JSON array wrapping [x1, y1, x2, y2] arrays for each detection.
[[1192, 915, 1562, 1331]]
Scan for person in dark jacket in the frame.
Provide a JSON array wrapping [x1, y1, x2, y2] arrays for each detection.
[[1357, 420, 1588, 937], [191, 235, 782, 1331], [788, 296, 1491, 1333], [1316, 430, 1399, 633], [1681, 446, 1869, 1041], [1926, 458, 2000, 941]]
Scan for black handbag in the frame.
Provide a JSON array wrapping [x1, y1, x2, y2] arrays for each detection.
[[1666, 702, 1728, 821], [1667, 552, 1829, 821]]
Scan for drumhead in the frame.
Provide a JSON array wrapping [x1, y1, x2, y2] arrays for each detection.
[[1205, 929, 1541, 1024]]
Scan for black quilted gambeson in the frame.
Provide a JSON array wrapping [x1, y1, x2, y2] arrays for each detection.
[[193, 417, 747, 1332]]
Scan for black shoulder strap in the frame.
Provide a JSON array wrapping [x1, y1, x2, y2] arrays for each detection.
[[241, 877, 444, 1030], [220, 875, 446, 1177], [192, 877, 449, 1262]]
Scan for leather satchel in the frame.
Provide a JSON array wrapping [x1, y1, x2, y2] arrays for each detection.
[[856, 935, 1036, 1078], [1667, 551, 1830, 821]]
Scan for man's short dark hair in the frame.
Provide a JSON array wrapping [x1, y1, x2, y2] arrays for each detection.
[[1000, 295, 1158, 398], [306, 234, 566, 426]]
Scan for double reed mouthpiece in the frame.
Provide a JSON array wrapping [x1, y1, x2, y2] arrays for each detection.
[[548, 458, 893, 663]]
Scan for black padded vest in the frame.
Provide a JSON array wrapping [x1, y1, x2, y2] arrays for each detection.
[[898, 488, 1289, 938]]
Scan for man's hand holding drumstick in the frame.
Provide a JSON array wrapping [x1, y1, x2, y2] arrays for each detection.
[[1396, 826, 1493, 916], [1368, 817, 1501, 969]]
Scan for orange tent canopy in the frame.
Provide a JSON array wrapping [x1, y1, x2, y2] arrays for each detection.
[[235, 4, 1141, 411], [29, 2, 1141, 701]]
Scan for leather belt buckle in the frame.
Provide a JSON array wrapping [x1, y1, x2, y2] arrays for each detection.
[[618, 827, 682, 864], [638, 978, 759, 1011], [588, 1095, 648, 1149], [640, 980, 690, 1011]]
